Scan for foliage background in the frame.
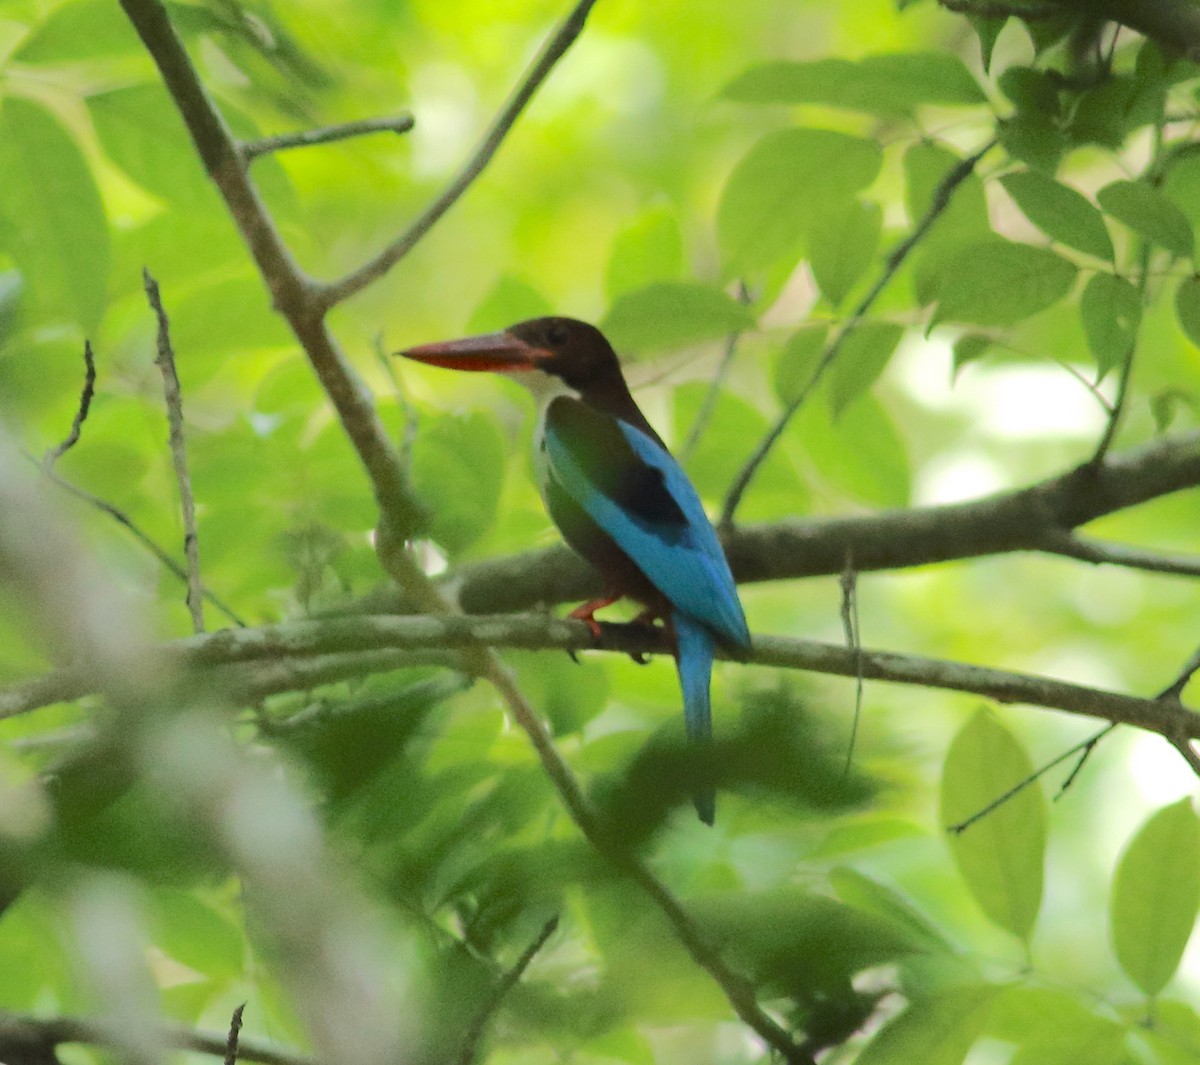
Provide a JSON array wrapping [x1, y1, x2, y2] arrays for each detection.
[[1, 0, 1200, 1062]]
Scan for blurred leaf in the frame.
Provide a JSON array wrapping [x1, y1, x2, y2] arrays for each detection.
[[998, 66, 1059, 116], [1008, 1016, 1126, 1065], [718, 129, 882, 278], [601, 282, 753, 353], [0, 98, 109, 331], [968, 15, 1007, 72], [1080, 273, 1140, 377], [513, 651, 609, 737], [941, 709, 1045, 942], [411, 411, 507, 554], [14, 0, 141, 60], [829, 321, 903, 415], [88, 84, 213, 205], [952, 332, 993, 373], [1174, 276, 1200, 347], [931, 240, 1077, 327], [829, 867, 952, 953], [147, 888, 244, 980], [855, 985, 997, 1065], [998, 114, 1068, 173], [773, 324, 828, 406], [605, 204, 684, 300], [722, 53, 985, 114], [808, 200, 881, 308], [799, 393, 910, 507], [467, 276, 552, 333], [1001, 170, 1114, 261], [1097, 181, 1194, 257], [1111, 797, 1200, 997]]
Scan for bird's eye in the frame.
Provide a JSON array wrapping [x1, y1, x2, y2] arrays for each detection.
[[545, 324, 568, 346]]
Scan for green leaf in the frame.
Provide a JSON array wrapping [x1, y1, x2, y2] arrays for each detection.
[[88, 84, 213, 205], [147, 889, 245, 979], [601, 282, 753, 352], [14, 0, 141, 60], [410, 411, 507, 555], [718, 128, 882, 278], [1008, 1018, 1126, 1065], [467, 276, 551, 333], [722, 53, 985, 115], [855, 986, 997, 1065], [998, 114, 1068, 174], [0, 98, 109, 331], [829, 867, 952, 953], [1080, 273, 1140, 377], [968, 15, 1007, 73], [829, 321, 903, 415], [772, 324, 828, 406], [998, 67, 1060, 116], [952, 333, 993, 373], [931, 240, 1077, 327], [1097, 180, 1194, 257], [1174, 276, 1200, 347], [941, 709, 1045, 942], [1001, 170, 1114, 260], [808, 200, 881, 308], [799, 393, 910, 507], [605, 204, 683, 299], [1111, 797, 1200, 997]]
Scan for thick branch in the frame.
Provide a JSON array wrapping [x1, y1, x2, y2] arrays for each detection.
[[1050, 0, 1200, 60], [117, 0, 425, 539], [4, 614, 1195, 744], [426, 431, 1200, 614]]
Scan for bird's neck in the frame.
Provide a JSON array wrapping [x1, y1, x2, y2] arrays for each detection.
[[516, 368, 668, 450]]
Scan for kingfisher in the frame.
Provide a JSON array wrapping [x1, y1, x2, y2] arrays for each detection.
[[398, 317, 750, 824]]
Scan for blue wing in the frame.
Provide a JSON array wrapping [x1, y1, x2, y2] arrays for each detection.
[[542, 397, 749, 649]]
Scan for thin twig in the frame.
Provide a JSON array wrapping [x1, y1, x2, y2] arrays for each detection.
[[319, 0, 600, 308], [374, 332, 418, 472], [948, 724, 1115, 833], [1054, 724, 1116, 798], [223, 1005, 245, 1065], [720, 139, 998, 530], [455, 916, 559, 1065], [1042, 530, 1200, 578], [1160, 645, 1200, 701], [43, 341, 96, 467], [144, 269, 206, 634], [24, 453, 246, 627], [839, 560, 864, 776], [681, 281, 749, 462], [241, 115, 414, 162]]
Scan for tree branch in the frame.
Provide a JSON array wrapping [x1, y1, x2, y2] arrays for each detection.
[[319, 0, 600, 308], [5, 614, 1196, 746], [241, 115, 414, 162], [720, 139, 997, 529], [411, 431, 1200, 615]]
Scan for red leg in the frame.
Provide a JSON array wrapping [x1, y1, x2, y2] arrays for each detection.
[[569, 594, 621, 640]]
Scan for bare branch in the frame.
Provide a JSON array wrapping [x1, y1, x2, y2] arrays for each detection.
[[1042, 530, 1200, 578], [720, 139, 998, 529], [144, 269, 205, 634], [6, 614, 1197, 746], [223, 1005, 245, 1065], [43, 341, 95, 467], [839, 561, 864, 775], [319, 0, 600, 308], [455, 916, 559, 1065], [0, 1012, 318, 1065], [241, 115, 414, 162]]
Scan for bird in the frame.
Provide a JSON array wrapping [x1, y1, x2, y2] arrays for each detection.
[[397, 317, 749, 823]]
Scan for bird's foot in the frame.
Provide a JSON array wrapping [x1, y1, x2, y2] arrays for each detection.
[[627, 607, 664, 665], [567, 594, 621, 648]]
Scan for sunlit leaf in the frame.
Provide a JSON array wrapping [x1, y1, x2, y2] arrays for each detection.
[[829, 321, 903, 415], [855, 986, 997, 1065], [1097, 180, 1194, 257], [808, 199, 881, 308], [941, 709, 1045, 942], [722, 53, 985, 115], [602, 282, 753, 352], [1001, 170, 1113, 260], [931, 240, 1077, 327], [1080, 273, 1140, 377], [0, 98, 109, 330], [1111, 797, 1200, 997], [718, 129, 882, 278], [14, 0, 140, 60]]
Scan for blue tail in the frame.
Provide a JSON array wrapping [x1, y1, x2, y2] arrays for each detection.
[[674, 611, 716, 825]]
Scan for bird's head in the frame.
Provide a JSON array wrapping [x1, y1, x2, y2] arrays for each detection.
[[397, 316, 623, 397]]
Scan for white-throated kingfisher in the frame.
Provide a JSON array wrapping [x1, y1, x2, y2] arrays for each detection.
[[398, 317, 749, 824]]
